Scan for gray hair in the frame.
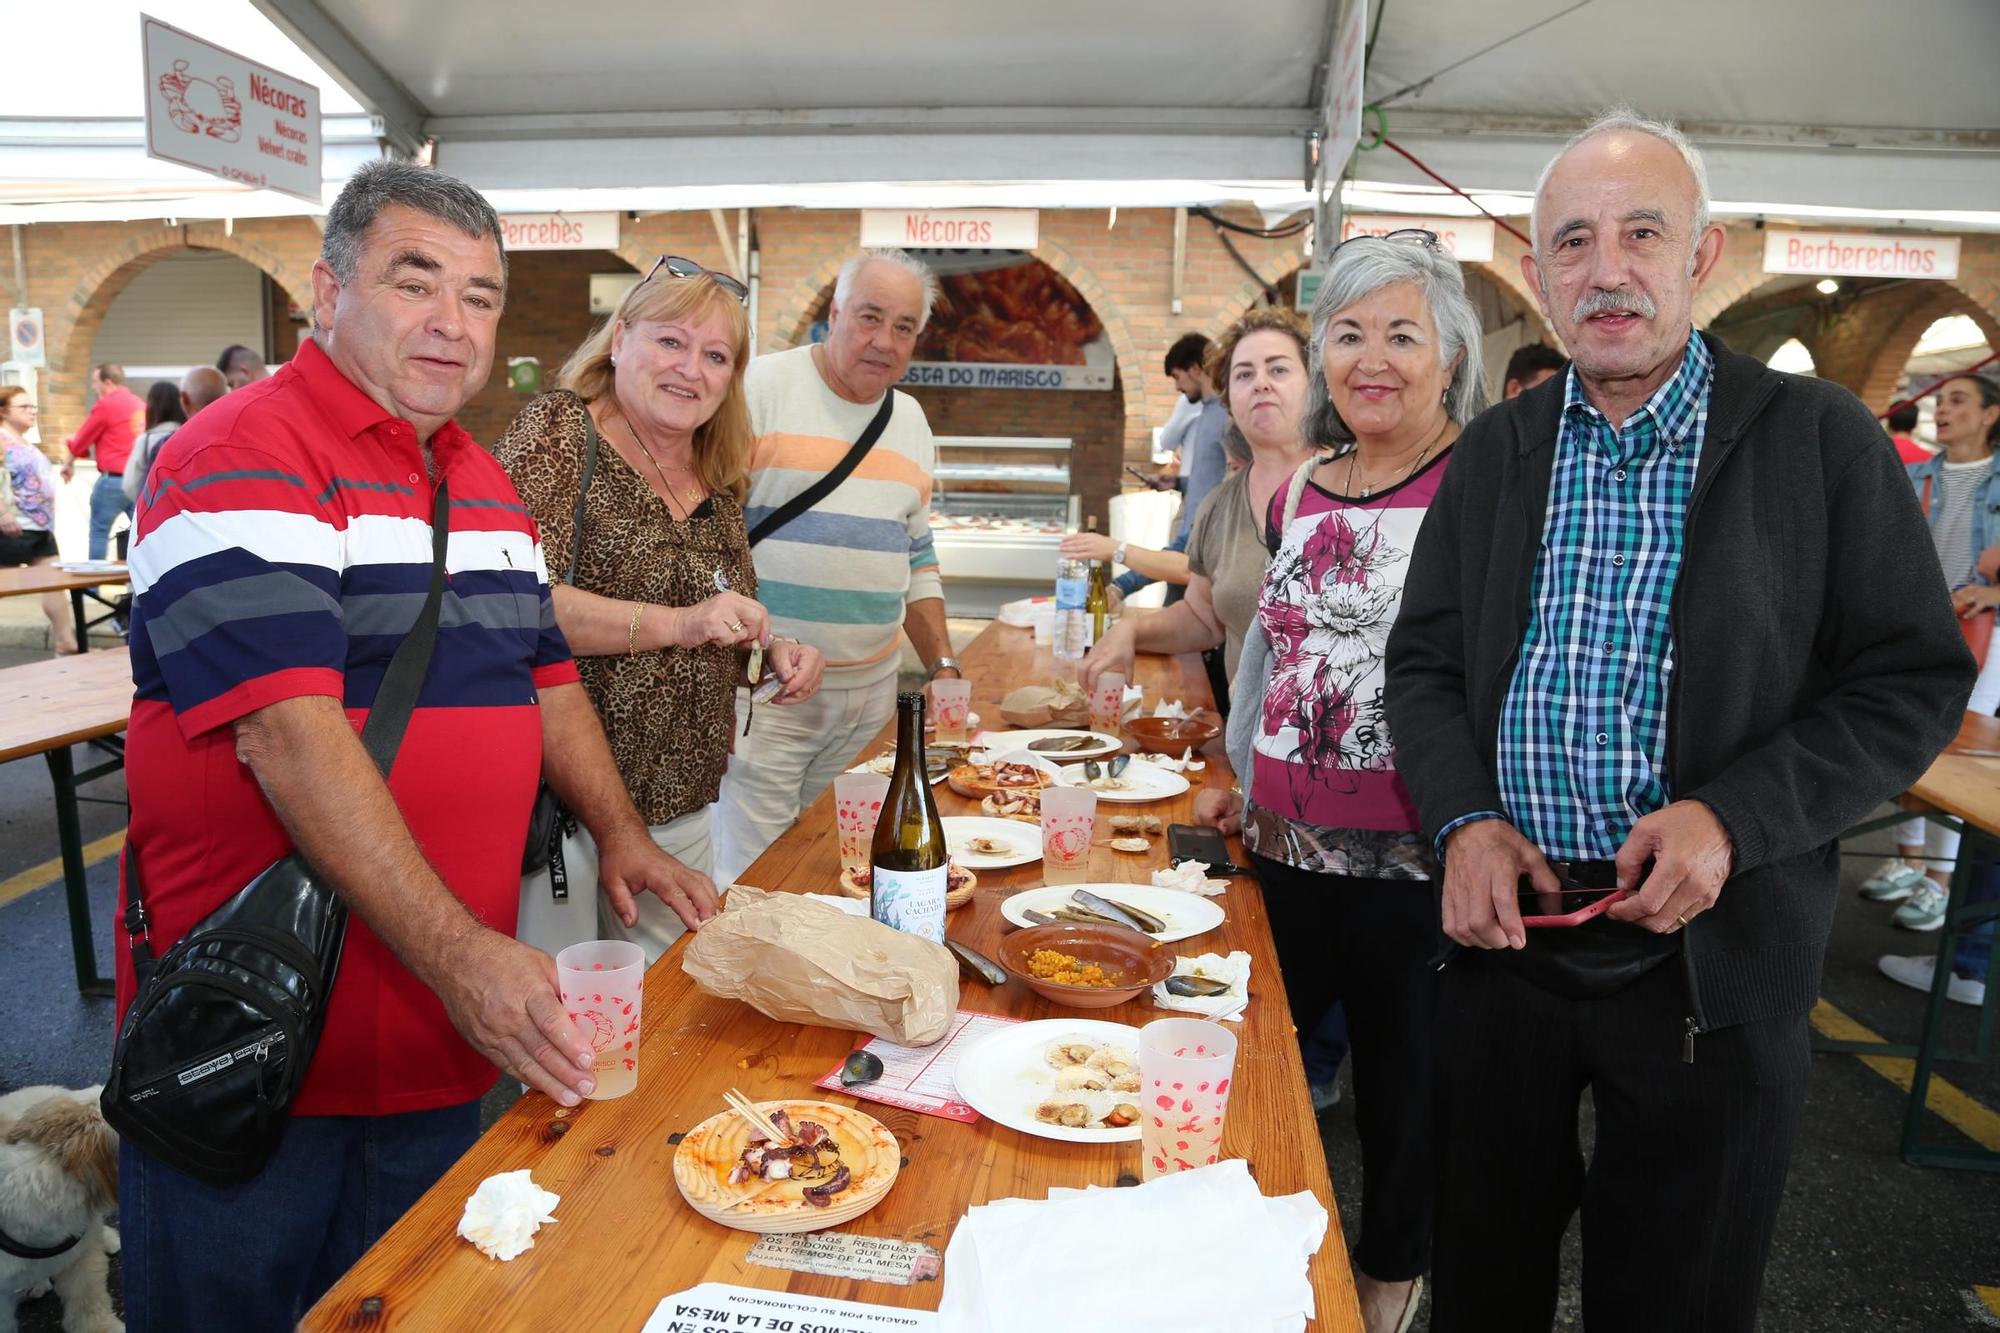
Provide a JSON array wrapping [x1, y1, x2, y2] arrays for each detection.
[[833, 248, 940, 330], [1304, 239, 1488, 446], [321, 159, 507, 287], [1530, 107, 1712, 253]]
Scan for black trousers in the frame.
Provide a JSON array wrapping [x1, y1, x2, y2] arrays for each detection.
[[1253, 854, 1436, 1282], [1430, 952, 1811, 1333]]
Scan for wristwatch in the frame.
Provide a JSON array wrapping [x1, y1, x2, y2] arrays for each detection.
[[925, 656, 963, 681], [1113, 541, 1129, 566]]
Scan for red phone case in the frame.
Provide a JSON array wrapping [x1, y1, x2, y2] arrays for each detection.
[[1519, 888, 1630, 928]]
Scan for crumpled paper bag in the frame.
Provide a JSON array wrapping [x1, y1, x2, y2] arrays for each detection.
[[682, 885, 959, 1045], [999, 681, 1088, 728]]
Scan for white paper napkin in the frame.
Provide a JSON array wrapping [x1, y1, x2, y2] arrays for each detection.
[[457, 1170, 559, 1261], [1152, 861, 1228, 897], [1151, 950, 1252, 1022], [937, 1159, 1327, 1333]]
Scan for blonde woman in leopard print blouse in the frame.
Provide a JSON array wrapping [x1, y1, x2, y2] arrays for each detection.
[[497, 258, 824, 962]]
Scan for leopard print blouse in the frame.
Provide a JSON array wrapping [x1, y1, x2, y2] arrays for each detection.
[[495, 390, 753, 825]]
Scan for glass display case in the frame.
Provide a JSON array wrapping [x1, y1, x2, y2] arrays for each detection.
[[930, 436, 1077, 618]]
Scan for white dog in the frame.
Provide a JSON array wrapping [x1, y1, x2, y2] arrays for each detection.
[[0, 1086, 120, 1333]]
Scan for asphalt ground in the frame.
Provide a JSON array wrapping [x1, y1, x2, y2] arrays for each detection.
[[0, 634, 1994, 1330]]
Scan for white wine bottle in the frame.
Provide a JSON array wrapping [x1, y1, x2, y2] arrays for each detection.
[[869, 692, 949, 945]]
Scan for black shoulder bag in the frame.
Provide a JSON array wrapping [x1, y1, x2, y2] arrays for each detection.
[[102, 480, 453, 1188], [746, 392, 893, 548], [521, 413, 601, 878]]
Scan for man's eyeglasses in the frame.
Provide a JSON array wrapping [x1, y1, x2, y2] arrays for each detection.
[[1330, 227, 1442, 257], [645, 254, 749, 304]]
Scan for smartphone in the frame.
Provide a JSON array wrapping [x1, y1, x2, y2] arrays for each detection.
[[1168, 823, 1246, 874], [1124, 464, 1156, 487], [1516, 881, 1630, 928]]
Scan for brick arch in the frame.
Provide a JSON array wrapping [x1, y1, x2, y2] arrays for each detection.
[[45, 225, 318, 440], [1855, 288, 2000, 413], [768, 253, 850, 354]]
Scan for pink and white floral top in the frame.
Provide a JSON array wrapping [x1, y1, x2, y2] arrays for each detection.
[[1241, 450, 1452, 880]]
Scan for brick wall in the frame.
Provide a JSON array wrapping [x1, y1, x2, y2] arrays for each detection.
[[457, 248, 638, 446]]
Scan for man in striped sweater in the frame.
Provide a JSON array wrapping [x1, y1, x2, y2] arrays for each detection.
[[713, 249, 960, 883]]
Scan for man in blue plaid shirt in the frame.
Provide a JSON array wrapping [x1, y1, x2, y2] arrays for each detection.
[[1386, 110, 1972, 1333]]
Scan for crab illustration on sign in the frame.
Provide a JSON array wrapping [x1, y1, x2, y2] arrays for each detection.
[[157, 59, 242, 143]]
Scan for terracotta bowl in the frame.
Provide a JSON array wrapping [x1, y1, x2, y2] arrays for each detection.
[[996, 922, 1171, 1009], [1125, 715, 1221, 754]]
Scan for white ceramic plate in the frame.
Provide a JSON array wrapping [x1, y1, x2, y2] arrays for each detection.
[[977, 728, 1124, 761], [953, 1018, 1146, 1143], [942, 816, 1042, 869], [846, 753, 947, 785], [1052, 757, 1192, 803], [999, 883, 1225, 944]]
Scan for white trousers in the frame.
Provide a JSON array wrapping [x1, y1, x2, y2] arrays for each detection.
[[711, 676, 900, 885], [516, 807, 713, 966]]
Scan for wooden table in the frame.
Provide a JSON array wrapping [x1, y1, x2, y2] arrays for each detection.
[[1833, 713, 2000, 1170], [0, 650, 134, 993], [306, 623, 1363, 1330], [0, 563, 128, 653]]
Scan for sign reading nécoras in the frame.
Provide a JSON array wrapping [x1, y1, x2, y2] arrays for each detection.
[[141, 15, 321, 204], [1762, 230, 1960, 281], [860, 210, 1039, 251]]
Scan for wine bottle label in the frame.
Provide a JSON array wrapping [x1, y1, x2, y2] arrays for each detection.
[[1054, 576, 1087, 611], [871, 865, 947, 945]]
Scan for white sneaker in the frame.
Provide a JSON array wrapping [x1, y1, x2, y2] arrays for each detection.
[[1858, 859, 1927, 902], [1892, 880, 1949, 931], [1877, 953, 1987, 1006]]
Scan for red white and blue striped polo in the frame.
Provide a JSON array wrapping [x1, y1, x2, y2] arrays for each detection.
[[119, 336, 579, 1117]]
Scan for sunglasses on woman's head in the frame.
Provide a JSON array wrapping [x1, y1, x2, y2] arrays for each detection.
[[1330, 227, 1442, 256], [645, 254, 749, 304]]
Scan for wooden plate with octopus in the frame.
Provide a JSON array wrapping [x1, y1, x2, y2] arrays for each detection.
[[672, 1099, 900, 1234]]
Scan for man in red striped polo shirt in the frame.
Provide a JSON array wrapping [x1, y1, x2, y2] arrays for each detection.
[[118, 160, 720, 1331]]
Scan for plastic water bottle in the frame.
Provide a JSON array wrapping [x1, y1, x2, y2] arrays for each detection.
[[1052, 547, 1091, 661]]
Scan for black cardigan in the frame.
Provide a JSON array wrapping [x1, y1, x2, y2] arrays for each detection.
[[1383, 331, 1975, 1031]]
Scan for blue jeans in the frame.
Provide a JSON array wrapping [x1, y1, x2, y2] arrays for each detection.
[[1112, 529, 1191, 598], [1954, 857, 1999, 983], [120, 1099, 480, 1332], [88, 470, 132, 560], [1305, 1001, 1351, 1086]]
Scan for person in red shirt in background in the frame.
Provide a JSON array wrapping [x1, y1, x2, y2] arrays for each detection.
[[61, 362, 144, 558], [1887, 398, 1934, 465]]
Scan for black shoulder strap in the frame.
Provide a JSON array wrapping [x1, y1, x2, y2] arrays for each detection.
[[561, 412, 600, 586], [123, 479, 453, 953], [748, 391, 893, 548]]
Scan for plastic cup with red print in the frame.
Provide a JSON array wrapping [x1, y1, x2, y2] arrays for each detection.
[[556, 940, 644, 1099], [1088, 671, 1125, 735], [833, 772, 891, 872], [1138, 1017, 1238, 1180], [931, 678, 972, 744], [1039, 784, 1098, 886]]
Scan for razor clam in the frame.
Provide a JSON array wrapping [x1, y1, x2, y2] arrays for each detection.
[[1051, 906, 1124, 927], [1022, 908, 1061, 926], [1028, 734, 1096, 753], [1072, 889, 1166, 935], [1164, 974, 1235, 998], [946, 939, 1007, 986]]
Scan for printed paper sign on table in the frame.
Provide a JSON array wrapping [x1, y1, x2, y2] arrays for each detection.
[[644, 1281, 935, 1333], [815, 1009, 1020, 1122], [141, 15, 321, 203]]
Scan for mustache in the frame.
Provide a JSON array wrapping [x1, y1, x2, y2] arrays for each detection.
[[1572, 288, 1658, 323]]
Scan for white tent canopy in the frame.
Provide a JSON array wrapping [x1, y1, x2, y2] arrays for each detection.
[[5, 0, 1997, 225]]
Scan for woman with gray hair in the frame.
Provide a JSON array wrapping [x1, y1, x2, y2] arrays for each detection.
[[1208, 228, 1486, 1333]]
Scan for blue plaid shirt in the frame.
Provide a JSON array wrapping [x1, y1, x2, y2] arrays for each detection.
[[1441, 333, 1714, 860]]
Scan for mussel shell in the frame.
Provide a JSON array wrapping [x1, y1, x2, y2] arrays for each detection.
[[1164, 974, 1235, 998], [838, 1049, 886, 1087], [946, 939, 1007, 986]]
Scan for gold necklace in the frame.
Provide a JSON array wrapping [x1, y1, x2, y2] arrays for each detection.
[[1345, 421, 1450, 499], [620, 418, 704, 511]]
